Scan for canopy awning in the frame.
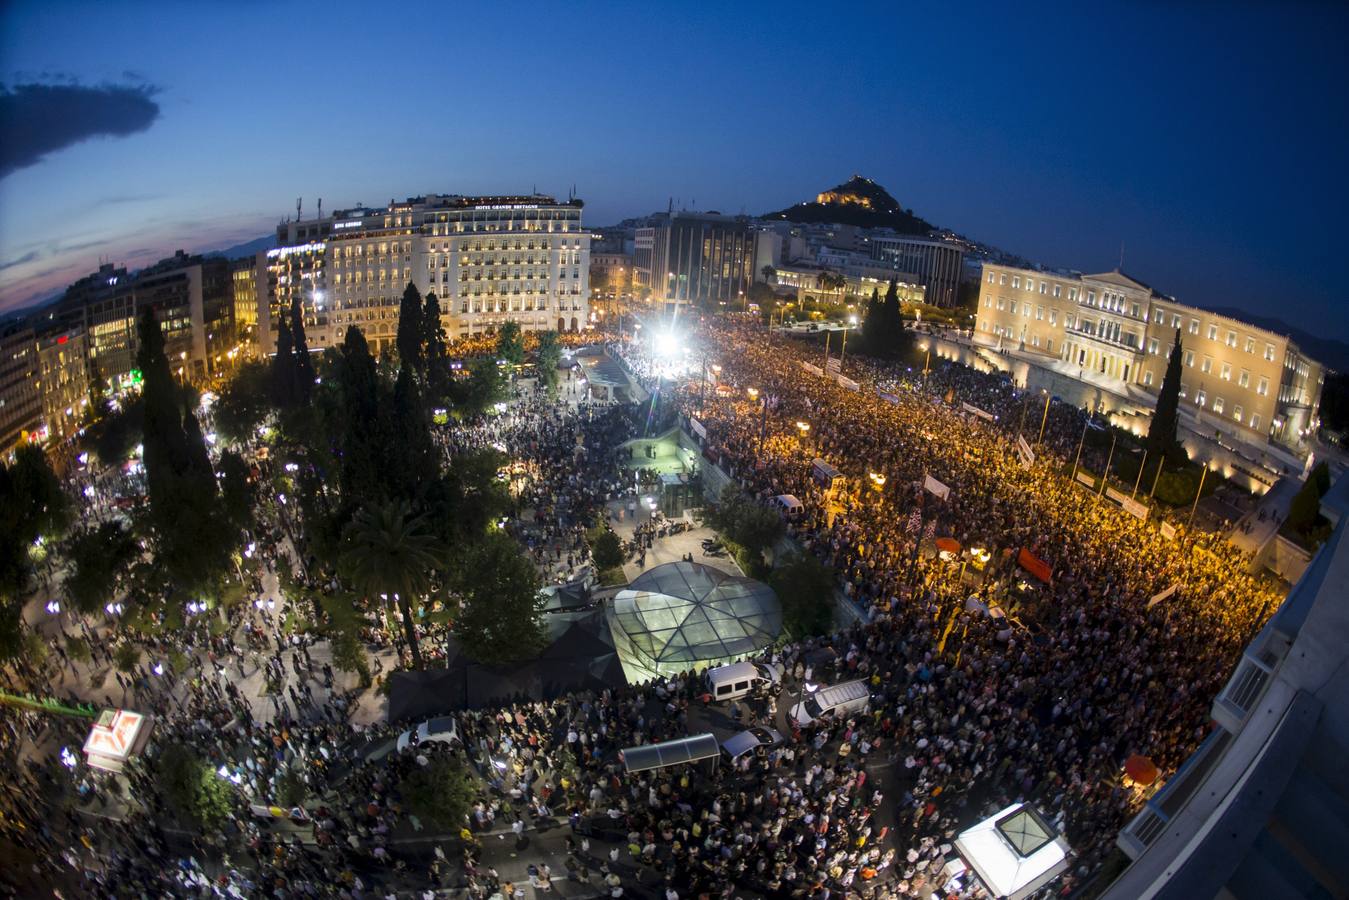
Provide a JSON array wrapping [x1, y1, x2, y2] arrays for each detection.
[[620, 733, 719, 773]]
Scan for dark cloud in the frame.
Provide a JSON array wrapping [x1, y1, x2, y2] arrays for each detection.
[[0, 82, 161, 178], [0, 250, 39, 272]]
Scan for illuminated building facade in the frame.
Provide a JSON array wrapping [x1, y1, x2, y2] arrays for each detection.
[[259, 194, 590, 354], [0, 322, 40, 454], [642, 212, 755, 312], [869, 234, 965, 307], [35, 328, 89, 448], [974, 263, 1325, 457]]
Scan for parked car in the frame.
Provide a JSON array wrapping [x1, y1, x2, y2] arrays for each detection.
[[395, 716, 460, 752], [720, 727, 784, 763], [789, 679, 870, 727]]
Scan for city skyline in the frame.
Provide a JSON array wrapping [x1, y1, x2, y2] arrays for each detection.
[[1, 1, 1348, 339]]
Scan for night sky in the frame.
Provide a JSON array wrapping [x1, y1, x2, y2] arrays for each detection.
[[1, 1, 1346, 340]]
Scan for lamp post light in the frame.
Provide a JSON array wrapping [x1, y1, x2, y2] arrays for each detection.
[[1036, 389, 1051, 445], [795, 420, 812, 454]]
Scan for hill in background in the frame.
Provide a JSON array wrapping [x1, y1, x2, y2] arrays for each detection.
[[763, 174, 934, 234]]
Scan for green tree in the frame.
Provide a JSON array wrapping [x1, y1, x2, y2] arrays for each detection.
[[702, 486, 784, 576], [455, 531, 543, 664], [271, 314, 296, 408], [389, 365, 436, 501], [213, 360, 272, 445], [396, 282, 425, 373], [456, 357, 508, 418], [496, 321, 525, 366], [761, 264, 776, 284], [0, 445, 72, 659], [335, 326, 385, 504], [84, 395, 143, 466], [535, 330, 563, 395], [157, 743, 235, 831], [340, 500, 442, 669], [290, 296, 314, 404], [590, 528, 625, 571], [63, 521, 138, 616], [770, 552, 836, 637], [1145, 330, 1185, 480], [137, 308, 233, 596], [422, 292, 448, 388], [399, 754, 475, 829], [1286, 471, 1325, 533]]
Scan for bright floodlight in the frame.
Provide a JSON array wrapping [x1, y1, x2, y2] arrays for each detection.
[[654, 330, 680, 358]]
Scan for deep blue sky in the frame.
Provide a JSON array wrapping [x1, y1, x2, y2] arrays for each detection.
[[1, 1, 1346, 339]]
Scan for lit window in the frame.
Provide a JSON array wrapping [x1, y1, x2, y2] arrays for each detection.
[[1213, 397, 1224, 414], [1257, 377, 1269, 396], [1201, 356, 1211, 373], [1189, 318, 1199, 335], [1265, 343, 1276, 361], [1208, 324, 1218, 340], [1144, 370, 1154, 386], [1250, 414, 1260, 431], [1221, 363, 1231, 381], [1239, 370, 1249, 388], [1233, 405, 1243, 423]]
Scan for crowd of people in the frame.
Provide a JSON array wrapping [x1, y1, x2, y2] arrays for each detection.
[[0, 313, 1287, 899]]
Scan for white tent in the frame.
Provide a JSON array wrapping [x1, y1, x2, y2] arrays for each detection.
[[954, 802, 1071, 899]]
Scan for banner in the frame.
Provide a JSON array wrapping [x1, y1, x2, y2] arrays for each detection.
[[1017, 547, 1053, 583], [923, 474, 951, 501], [879, 392, 900, 405], [1160, 522, 1177, 540], [1016, 436, 1035, 467], [835, 374, 859, 392], [1075, 470, 1097, 489], [1120, 497, 1149, 520], [801, 362, 824, 376], [1147, 583, 1179, 608], [962, 402, 995, 422], [826, 357, 841, 373], [689, 417, 706, 440], [1105, 486, 1129, 505]]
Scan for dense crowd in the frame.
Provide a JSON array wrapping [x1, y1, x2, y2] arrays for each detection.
[[0, 316, 1284, 899]]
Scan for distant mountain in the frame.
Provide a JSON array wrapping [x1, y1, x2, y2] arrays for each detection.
[[763, 175, 934, 234], [205, 234, 274, 260], [1199, 305, 1348, 372]]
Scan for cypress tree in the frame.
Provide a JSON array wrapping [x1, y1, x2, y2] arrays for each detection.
[[291, 296, 314, 402], [271, 315, 295, 407], [422, 292, 446, 383], [1146, 329, 1184, 474], [396, 283, 424, 373]]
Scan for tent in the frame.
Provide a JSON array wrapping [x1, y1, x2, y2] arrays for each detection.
[[621, 733, 720, 773]]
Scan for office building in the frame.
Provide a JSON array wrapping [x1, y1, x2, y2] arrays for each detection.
[[35, 328, 89, 448], [639, 212, 755, 311], [260, 193, 589, 354], [974, 264, 1324, 459], [869, 234, 965, 307], [0, 322, 41, 454]]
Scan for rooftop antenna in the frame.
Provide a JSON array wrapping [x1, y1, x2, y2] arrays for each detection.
[[317, 198, 322, 221], [296, 197, 302, 222]]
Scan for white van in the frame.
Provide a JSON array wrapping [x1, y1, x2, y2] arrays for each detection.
[[772, 495, 803, 521], [790, 679, 870, 726], [706, 661, 784, 702]]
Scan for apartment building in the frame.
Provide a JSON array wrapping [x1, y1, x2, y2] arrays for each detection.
[[974, 264, 1325, 456], [259, 193, 589, 354]]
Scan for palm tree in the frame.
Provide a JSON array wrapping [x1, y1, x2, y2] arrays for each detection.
[[761, 264, 776, 285], [339, 500, 442, 669]]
